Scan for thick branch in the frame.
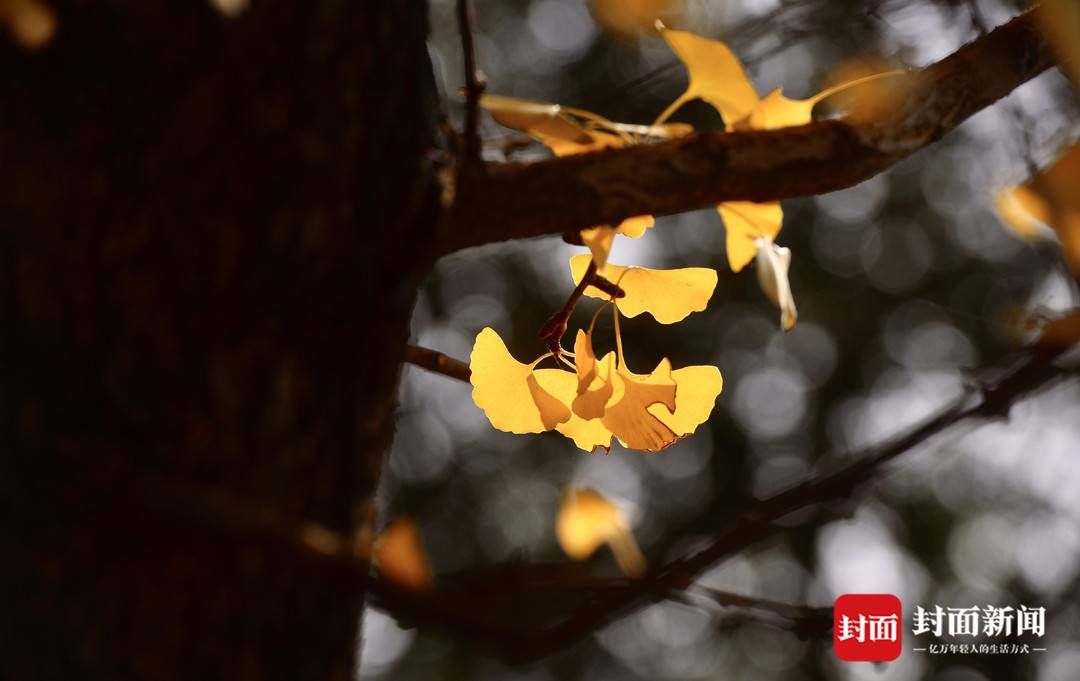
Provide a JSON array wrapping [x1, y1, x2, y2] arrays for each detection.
[[440, 8, 1052, 254]]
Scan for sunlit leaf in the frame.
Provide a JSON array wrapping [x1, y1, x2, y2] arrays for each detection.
[[755, 237, 798, 331], [995, 139, 1080, 277], [570, 255, 717, 324], [647, 364, 723, 436], [617, 215, 655, 239], [571, 329, 615, 419], [470, 327, 571, 434], [556, 489, 645, 577], [534, 368, 614, 452], [716, 201, 783, 272], [656, 22, 759, 128], [374, 518, 433, 591], [603, 360, 679, 452], [581, 215, 655, 269], [733, 71, 910, 131]]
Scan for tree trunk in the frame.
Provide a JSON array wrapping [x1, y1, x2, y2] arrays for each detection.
[[1, 2, 438, 678]]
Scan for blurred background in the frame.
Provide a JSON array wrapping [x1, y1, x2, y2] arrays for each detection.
[[366, 1, 1080, 679]]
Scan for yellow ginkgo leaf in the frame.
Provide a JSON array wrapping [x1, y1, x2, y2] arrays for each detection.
[[731, 88, 816, 131], [995, 139, 1080, 277], [570, 255, 717, 324], [580, 226, 617, 269], [647, 364, 723, 436], [717, 201, 784, 272], [617, 215, 655, 238], [732, 71, 909, 132], [580, 215, 655, 269], [534, 368, 614, 452], [373, 518, 433, 591], [470, 327, 571, 434], [556, 488, 645, 577], [480, 94, 598, 148], [571, 329, 615, 417], [603, 360, 679, 452], [655, 22, 759, 128]]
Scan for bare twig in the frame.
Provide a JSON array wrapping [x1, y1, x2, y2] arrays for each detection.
[[457, 0, 485, 162], [502, 348, 1072, 661], [373, 349, 1074, 662], [538, 260, 624, 357], [439, 8, 1052, 254], [405, 344, 472, 382], [672, 587, 833, 639]]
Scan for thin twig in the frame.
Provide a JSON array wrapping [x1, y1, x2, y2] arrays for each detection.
[[503, 348, 1072, 661], [539, 260, 624, 357], [457, 0, 485, 163], [671, 587, 833, 639], [405, 344, 472, 382]]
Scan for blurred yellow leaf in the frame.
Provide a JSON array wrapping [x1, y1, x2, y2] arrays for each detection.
[[1037, 0, 1080, 92], [0, 0, 55, 49], [581, 215, 655, 269], [470, 327, 571, 434], [570, 255, 718, 323], [374, 518, 433, 591], [995, 139, 1080, 277], [557, 489, 645, 577], [818, 61, 915, 124], [717, 201, 784, 272], [647, 364, 723, 436]]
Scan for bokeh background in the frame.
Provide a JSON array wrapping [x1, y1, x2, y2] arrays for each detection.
[[364, 1, 1080, 679]]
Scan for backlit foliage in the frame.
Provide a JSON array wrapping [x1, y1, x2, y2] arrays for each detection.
[[470, 258, 722, 453], [470, 23, 900, 452]]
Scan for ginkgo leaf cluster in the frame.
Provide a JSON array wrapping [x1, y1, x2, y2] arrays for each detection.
[[466, 22, 909, 453], [470, 258, 722, 453]]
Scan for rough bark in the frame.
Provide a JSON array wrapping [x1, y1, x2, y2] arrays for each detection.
[[1, 2, 439, 679], [439, 8, 1052, 254]]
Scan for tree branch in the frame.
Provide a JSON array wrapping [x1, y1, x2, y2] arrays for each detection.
[[405, 344, 472, 382], [439, 8, 1052, 254], [505, 348, 1072, 661]]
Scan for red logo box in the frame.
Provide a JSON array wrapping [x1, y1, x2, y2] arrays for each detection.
[[833, 594, 902, 662]]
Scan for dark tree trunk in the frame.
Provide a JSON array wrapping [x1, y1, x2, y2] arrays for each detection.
[[1, 2, 439, 678]]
